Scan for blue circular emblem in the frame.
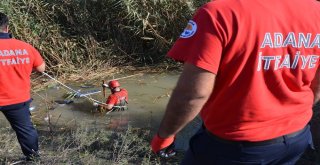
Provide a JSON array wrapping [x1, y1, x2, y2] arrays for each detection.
[[180, 20, 197, 38]]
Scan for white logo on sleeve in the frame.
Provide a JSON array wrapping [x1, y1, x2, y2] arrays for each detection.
[[180, 20, 197, 38]]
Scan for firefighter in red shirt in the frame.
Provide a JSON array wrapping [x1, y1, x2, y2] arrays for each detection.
[[151, 0, 320, 164], [101, 80, 128, 111], [0, 12, 45, 161]]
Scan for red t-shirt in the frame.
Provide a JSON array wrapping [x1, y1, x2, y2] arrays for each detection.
[[0, 35, 44, 106], [106, 89, 128, 105], [168, 0, 320, 141]]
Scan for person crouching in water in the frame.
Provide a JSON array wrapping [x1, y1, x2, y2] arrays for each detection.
[[98, 80, 128, 112]]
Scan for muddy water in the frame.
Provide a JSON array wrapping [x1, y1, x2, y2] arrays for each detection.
[[0, 72, 200, 151]]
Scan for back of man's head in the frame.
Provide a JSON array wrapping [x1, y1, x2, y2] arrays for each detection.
[[0, 12, 9, 30]]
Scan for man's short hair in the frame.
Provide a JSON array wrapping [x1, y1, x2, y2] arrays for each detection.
[[0, 12, 9, 28]]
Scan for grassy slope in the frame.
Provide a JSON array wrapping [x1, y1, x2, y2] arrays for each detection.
[[0, 0, 208, 73]]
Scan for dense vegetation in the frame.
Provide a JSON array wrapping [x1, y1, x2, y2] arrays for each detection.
[[0, 0, 209, 73]]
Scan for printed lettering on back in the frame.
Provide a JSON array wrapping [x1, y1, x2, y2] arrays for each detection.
[[257, 32, 320, 71], [0, 49, 30, 66]]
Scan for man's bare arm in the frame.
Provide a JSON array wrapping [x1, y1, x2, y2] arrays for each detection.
[[157, 63, 216, 138], [34, 62, 45, 73], [98, 103, 114, 110]]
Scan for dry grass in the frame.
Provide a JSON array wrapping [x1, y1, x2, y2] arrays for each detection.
[[0, 124, 156, 164], [0, 0, 209, 73]]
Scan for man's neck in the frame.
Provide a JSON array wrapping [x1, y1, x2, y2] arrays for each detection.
[[0, 26, 9, 33]]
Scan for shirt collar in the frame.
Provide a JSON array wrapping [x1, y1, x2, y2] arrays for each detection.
[[0, 33, 12, 39]]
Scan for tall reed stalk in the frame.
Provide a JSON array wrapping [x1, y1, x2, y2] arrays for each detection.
[[0, 0, 210, 73]]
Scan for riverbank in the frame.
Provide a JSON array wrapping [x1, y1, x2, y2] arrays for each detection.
[[1, 0, 206, 73], [0, 123, 184, 164]]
